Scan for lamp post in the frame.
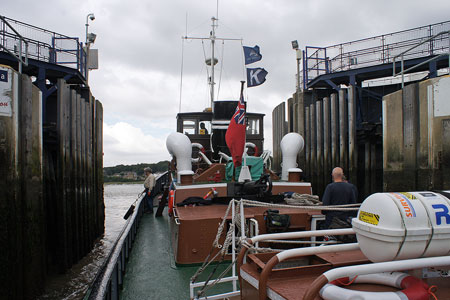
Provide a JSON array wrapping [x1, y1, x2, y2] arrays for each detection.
[[85, 13, 95, 83], [291, 40, 301, 93]]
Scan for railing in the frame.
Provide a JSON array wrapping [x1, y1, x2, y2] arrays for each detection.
[[302, 20, 450, 89], [0, 16, 28, 73], [393, 30, 450, 88], [0, 15, 87, 78], [84, 171, 169, 300]]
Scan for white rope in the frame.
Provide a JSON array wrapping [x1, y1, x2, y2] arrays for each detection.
[[212, 200, 233, 248], [217, 40, 225, 99], [241, 199, 360, 211]]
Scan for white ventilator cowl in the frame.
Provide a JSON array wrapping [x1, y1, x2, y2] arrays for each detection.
[[166, 132, 193, 179], [280, 132, 304, 180]]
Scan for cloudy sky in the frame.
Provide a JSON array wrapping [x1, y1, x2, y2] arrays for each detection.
[[3, 0, 450, 166]]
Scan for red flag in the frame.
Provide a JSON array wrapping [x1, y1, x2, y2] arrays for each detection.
[[225, 82, 246, 167]]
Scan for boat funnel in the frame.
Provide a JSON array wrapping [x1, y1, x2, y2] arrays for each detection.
[[166, 132, 194, 182], [280, 133, 304, 181]]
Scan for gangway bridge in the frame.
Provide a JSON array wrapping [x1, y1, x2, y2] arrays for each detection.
[[0, 15, 88, 100], [300, 20, 450, 90]]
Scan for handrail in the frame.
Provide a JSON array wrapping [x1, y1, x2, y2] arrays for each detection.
[[393, 30, 450, 61], [302, 20, 450, 89], [0, 15, 28, 73], [392, 30, 450, 88], [0, 15, 86, 77]]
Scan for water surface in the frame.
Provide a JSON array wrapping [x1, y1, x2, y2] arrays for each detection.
[[38, 183, 144, 300]]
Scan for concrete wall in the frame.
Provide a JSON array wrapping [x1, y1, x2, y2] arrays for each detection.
[[383, 75, 450, 191]]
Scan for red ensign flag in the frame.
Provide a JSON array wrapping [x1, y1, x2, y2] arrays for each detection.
[[225, 83, 246, 167]]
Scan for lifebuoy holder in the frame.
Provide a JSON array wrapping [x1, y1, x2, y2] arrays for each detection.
[[319, 272, 433, 300]]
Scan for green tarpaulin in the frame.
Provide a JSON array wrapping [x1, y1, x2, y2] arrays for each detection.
[[225, 156, 264, 181]]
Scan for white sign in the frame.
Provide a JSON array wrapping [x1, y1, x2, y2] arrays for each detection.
[[0, 67, 12, 117]]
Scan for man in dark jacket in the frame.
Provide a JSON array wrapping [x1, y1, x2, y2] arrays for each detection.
[[321, 167, 357, 228]]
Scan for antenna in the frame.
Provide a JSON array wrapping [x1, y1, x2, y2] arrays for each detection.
[[179, 12, 188, 113], [182, 7, 242, 111]]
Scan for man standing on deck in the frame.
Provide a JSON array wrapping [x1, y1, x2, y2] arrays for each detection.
[[321, 167, 357, 229], [143, 167, 156, 214]]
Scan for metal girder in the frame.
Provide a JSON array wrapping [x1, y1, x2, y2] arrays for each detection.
[[325, 79, 340, 91]]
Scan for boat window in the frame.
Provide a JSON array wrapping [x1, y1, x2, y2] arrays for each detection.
[[183, 120, 196, 135], [247, 118, 260, 135], [199, 121, 211, 135]]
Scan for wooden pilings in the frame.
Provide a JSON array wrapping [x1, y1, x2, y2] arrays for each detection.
[[274, 76, 450, 199], [276, 87, 381, 199], [50, 81, 104, 272], [0, 65, 104, 299], [272, 102, 287, 173], [0, 67, 45, 299]]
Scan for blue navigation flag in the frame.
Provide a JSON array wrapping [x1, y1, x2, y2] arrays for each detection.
[[246, 68, 268, 87], [243, 45, 262, 65]]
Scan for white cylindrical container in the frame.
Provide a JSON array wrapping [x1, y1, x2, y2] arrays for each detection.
[[352, 191, 450, 262]]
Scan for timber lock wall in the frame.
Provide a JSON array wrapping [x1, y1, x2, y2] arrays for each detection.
[[0, 66, 104, 299]]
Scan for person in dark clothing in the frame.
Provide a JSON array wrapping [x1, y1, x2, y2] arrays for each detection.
[[199, 122, 208, 134], [321, 167, 357, 228]]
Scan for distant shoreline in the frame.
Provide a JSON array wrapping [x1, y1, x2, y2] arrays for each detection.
[[104, 181, 144, 185]]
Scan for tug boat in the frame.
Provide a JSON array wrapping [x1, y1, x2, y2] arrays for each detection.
[[165, 17, 321, 268], [161, 14, 333, 300]]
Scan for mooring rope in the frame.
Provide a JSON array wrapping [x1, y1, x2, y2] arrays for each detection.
[[241, 199, 360, 211], [192, 197, 361, 296]]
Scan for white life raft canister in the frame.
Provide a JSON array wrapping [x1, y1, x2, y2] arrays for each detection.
[[352, 191, 450, 262]]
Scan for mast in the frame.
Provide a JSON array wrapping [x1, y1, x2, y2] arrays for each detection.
[[182, 16, 241, 110]]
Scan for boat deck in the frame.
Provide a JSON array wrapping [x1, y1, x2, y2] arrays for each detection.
[[120, 214, 236, 299]]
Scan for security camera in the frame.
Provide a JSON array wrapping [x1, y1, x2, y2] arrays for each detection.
[[90, 14, 95, 21]]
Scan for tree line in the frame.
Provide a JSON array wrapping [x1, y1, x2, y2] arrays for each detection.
[[103, 161, 169, 182]]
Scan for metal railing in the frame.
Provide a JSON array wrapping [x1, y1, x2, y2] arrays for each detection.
[[302, 20, 450, 89], [85, 171, 169, 300], [0, 16, 28, 73], [0, 15, 87, 78], [393, 30, 450, 88]]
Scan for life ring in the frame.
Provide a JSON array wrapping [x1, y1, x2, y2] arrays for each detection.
[[168, 190, 175, 216], [320, 272, 431, 300], [245, 142, 259, 156]]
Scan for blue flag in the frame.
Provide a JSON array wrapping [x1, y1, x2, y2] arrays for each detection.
[[246, 68, 268, 87], [243, 45, 262, 65]]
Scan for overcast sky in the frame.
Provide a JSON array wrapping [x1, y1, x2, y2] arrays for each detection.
[[3, 0, 450, 166]]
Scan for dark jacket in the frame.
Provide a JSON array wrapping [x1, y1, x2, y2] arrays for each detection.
[[321, 182, 357, 228]]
